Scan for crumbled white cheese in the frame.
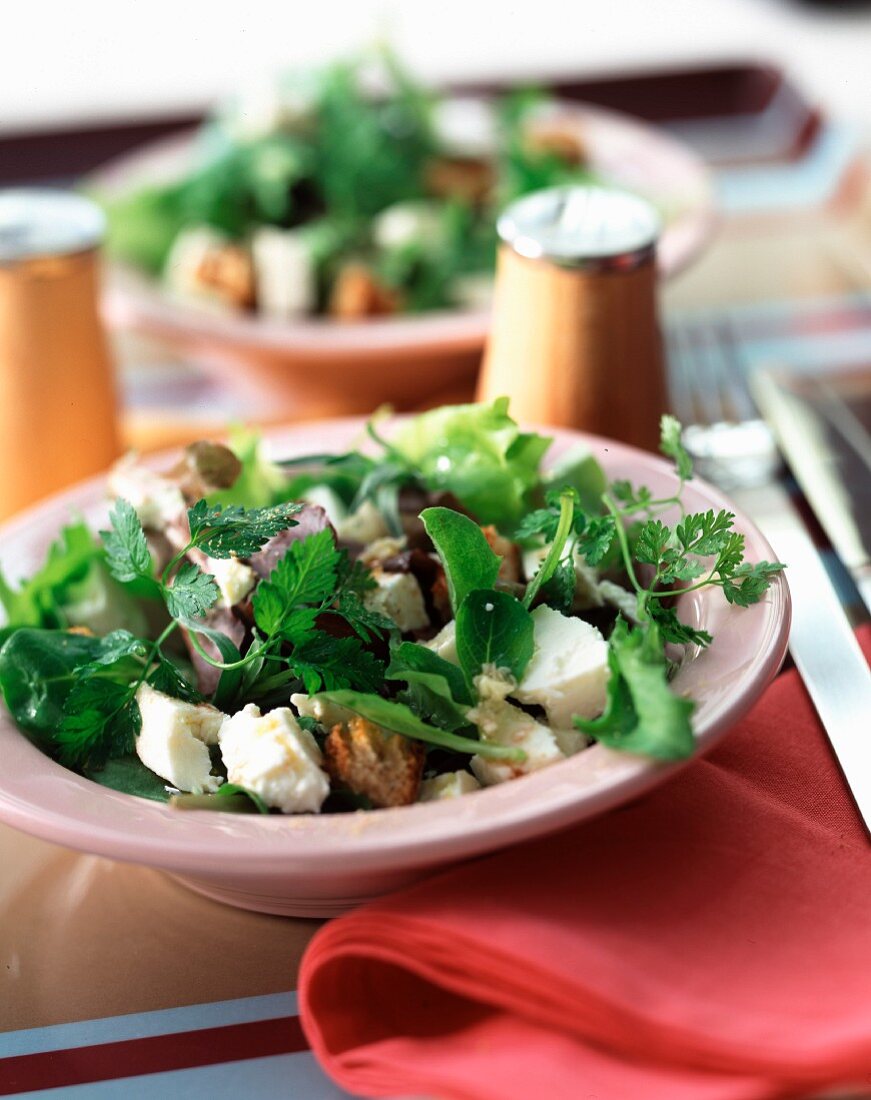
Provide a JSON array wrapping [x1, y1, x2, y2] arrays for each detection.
[[469, 691, 565, 786], [372, 201, 444, 251], [302, 485, 347, 528], [358, 536, 406, 567], [335, 500, 390, 544], [107, 455, 186, 531], [363, 569, 429, 633], [552, 727, 589, 757], [218, 704, 330, 814], [251, 227, 315, 319], [597, 580, 641, 624], [205, 554, 256, 608], [135, 684, 225, 793], [425, 620, 458, 665], [164, 226, 230, 304], [290, 693, 355, 731], [418, 770, 481, 801], [513, 605, 609, 727]]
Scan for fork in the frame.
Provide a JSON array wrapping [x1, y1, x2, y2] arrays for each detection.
[[667, 314, 871, 836]]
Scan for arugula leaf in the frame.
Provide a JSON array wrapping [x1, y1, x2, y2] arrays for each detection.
[[455, 589, 535, 684], [659, 414, 694, 481], [85, 754, 173, 802], [387, 641, 473, 731], [387, 641, 473, 706], [421, 507, 500, 613], [314, 690, 525, 761], [187, 500, 300, 559], [0, 629, 113, 747], [101, 500, 156, 587], [215, 783, 270, 814], [164, 561, 219, 620], [574, 619, 695, 760]]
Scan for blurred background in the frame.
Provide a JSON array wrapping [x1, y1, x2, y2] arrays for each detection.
[[1, 0, 869, 559]]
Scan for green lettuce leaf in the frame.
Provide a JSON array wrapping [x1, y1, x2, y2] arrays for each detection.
[[390, 398, 551, 527]]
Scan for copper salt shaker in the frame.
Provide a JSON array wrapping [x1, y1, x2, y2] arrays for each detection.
[[476, 185, 667, 451], [0, 190, 120, 520]]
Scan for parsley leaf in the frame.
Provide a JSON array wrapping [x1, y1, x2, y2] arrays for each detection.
[[290, 632, 384, 694], [187, 500, 301, 558], [575, 516, 616, 566], [252, 527, 339, 634], [574, 619, 695, 760], [56, 670, 143, 769], [648, 604, 713, 649], [101, 500, 155, 587], [164, 561, 219, 620], [722, 561, 786, 607]]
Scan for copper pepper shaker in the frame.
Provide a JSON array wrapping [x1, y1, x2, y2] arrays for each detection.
[[0, 190, 121, 521], [476, 185, 667, 451]]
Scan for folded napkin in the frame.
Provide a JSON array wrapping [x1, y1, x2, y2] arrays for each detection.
[[300, 630, 871, 1100]]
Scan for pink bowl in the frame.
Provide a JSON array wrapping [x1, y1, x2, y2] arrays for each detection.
[[96, 100, 715, 417], [0, 421, 789, 916]]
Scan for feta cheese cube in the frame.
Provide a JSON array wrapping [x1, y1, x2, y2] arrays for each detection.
[[418, 769, 481, 801], [469, 695, 564, 786], [251, 227, 315, 319], [513, 605, 609, 728], [553, 727, 589, 757], [335, 500, 390, 544], [107, 456, 186, 531], [205, 554, 256, 608], [372, 201, 444, 251], [135, 684, 225, 793], [425, 620, 458, 665], [291, 693, 355, 731], [363, 569, 429, 633], [218, 704, 330, 814], [302, 485, 347, 528]]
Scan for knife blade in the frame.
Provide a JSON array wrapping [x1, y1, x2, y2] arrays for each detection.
[[731, 480, 871, 836]]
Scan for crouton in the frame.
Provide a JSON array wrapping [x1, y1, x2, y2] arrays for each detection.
[[195, 245, 256, 310], [424, 155, 495, 204], [324, 716, 425, 808], [329, 263, 402, 320], [481, 525, 522, 583], [523, 122, 588, 166]]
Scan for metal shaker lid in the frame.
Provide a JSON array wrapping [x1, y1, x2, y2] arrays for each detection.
[[0, 189, 105, 263], [497, 185, 661, 272]]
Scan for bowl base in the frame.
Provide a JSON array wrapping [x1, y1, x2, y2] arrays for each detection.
[[168, 866, 433, 917]]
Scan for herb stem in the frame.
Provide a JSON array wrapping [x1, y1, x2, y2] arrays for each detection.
[[186, 629, 264, 672], [602, 494, 646, 601], [523, 490, 575, 608]]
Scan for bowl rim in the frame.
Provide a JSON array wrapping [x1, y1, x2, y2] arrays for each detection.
[[97, 96, 716, 356], [0, 420, 790, 875]]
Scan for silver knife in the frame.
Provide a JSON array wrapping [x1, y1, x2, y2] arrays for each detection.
[[731, 480, 871, 835]]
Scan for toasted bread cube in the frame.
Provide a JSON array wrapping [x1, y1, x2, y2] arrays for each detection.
[[481, 525, 522, 583], [328, 263, 402, 320], [324, 716, 425, 808], [424, 155, 495, 204]]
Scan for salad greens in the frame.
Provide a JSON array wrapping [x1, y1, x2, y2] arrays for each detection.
[[0, 401, 784, 814], [98, 49, 599, 319]]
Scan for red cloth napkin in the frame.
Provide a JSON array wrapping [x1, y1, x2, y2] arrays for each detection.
[[300, 629, 871, 1100]]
